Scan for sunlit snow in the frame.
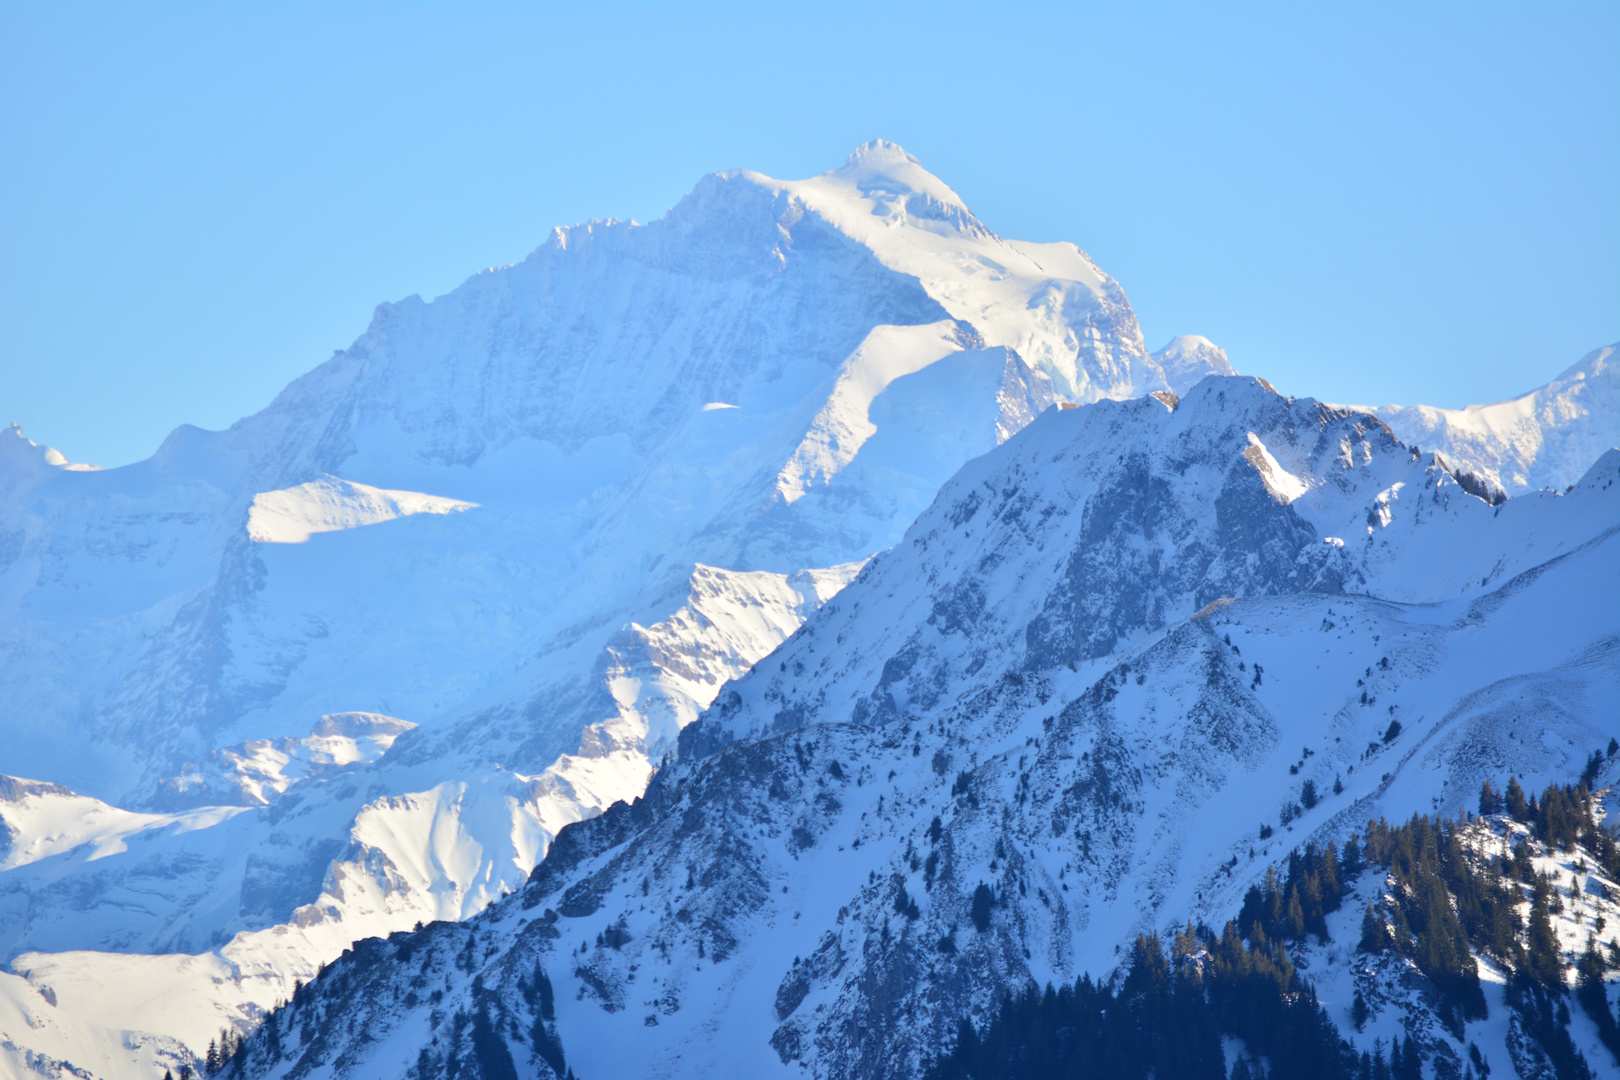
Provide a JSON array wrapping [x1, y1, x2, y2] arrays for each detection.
[[247, 475, 477, 543]]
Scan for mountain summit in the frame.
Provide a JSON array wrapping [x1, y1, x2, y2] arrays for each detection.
[[0, 144, 1230, 1079], [1358, 341, 1620, 495]]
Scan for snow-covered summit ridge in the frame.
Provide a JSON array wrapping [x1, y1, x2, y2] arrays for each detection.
[[1349, 341, 1619, 495], [842, 137, 942, 177], [730, 142, 1169, 405], [0, 423, 99, 486], [824, 138, 980, 228]]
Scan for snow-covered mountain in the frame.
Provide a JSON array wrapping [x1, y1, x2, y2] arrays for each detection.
[[1349, 342, 1619, 497], [1151, 333, 1235, 392], [0, 142, 1234, 1077], [3, 139, 1615, 1079], [204, 375, 1619, 1080]]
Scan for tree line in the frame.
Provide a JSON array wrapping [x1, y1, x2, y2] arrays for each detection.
[[929, 759, 1620, 1080]]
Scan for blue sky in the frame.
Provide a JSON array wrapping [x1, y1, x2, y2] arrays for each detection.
[[2, 1, 1616, 467]]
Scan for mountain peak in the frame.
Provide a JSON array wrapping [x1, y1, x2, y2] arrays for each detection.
[[825, 138, 970, 215], [1151, 335, 1237, 395], [843, 138, 919, 169], [1551, 340, 1615, 385], [1352, 340, 1618, 494], [0, 422, 98, 474]]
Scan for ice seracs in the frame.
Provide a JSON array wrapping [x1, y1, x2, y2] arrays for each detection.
[[0, 423, 100, 490]]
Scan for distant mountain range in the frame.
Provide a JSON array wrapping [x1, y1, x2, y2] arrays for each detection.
[[0, 142, 1613, 1080], [1352, 342, 1618, 497]]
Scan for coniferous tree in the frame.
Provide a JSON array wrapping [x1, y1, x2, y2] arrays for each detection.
[[894, 882, 921, 921], [1511, 838, 1537, 884], [1391, 1035, 1422, 1080], [971, 883, 995, 932], [927, 922, 1353, 1080], [1537, 783, 1581, 850], [1505, 776, 1528, 821], [1526, 877, 1562, 988], [470, 1000, 519, 1080], [1342, 835, 1364, 880], [1236, 845, 1350, 946], [1371, 1043, 1392, 1080], [264, 1016, 281, 1063], [1506, 979, 1593, 1079], [1576, 937, 1620, 1065], [937, 795, 1615, 1080]]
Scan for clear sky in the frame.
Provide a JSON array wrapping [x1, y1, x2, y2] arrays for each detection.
[[2, 1, 1616, 467]]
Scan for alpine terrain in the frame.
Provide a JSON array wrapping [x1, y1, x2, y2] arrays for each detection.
[[0, 143, 1614, 1080], [216, 377, 1620, 1080]]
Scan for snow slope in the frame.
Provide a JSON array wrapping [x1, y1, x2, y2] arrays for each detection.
[[0, 143, 1232, 1077], [221, 378, 1620, 1080], [246, 477, 476, 544], [0, 776, 248, 874], [1350, 342, 1620, 496]]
